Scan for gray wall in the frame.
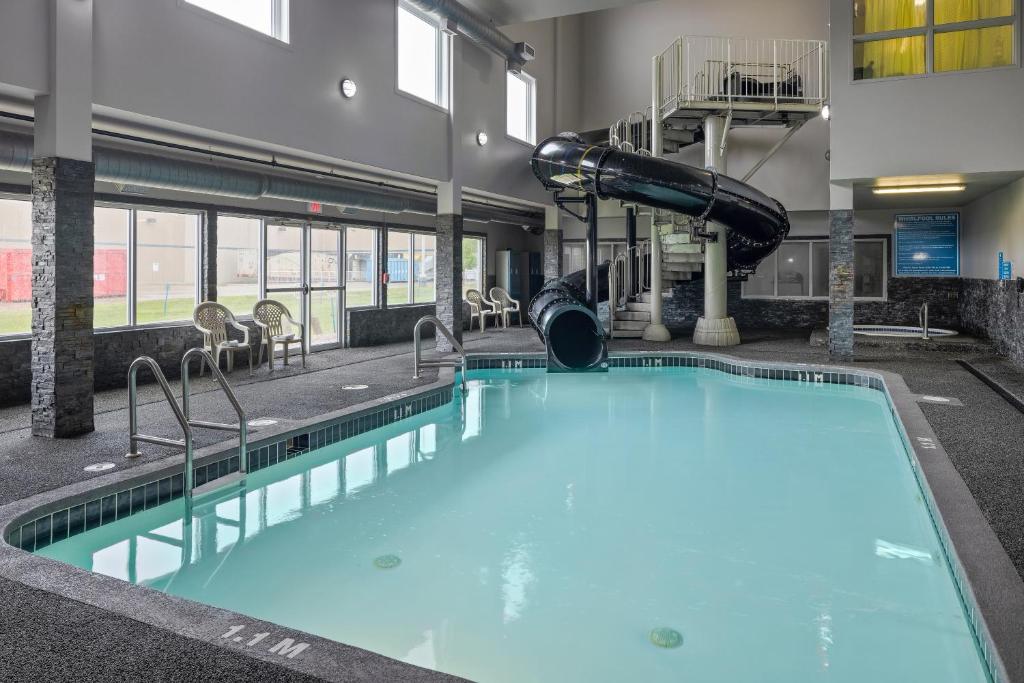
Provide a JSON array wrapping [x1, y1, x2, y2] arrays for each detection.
[[961, 178, 1024, 279], [828, 0, 1024, 182]]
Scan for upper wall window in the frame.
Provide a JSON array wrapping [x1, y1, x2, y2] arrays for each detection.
[[852, 0, 1016, 80], [397, 1, 451, 109], [506, 71, 537, 144], [185, 0, 290, 42]]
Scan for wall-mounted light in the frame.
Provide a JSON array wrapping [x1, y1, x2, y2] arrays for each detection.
[[872, 185, 966, 195], [476, 131, 488, 146], [821, 103, 831, 121], [340, 78, 357, 98]]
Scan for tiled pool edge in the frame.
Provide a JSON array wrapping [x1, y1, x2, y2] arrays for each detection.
[[0, 352, 1020, 683]]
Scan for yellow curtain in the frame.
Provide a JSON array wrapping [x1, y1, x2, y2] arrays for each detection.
[[934, 0, 1013, 23], [934, 24, 1014, 71], [857, 35, 926, 78]]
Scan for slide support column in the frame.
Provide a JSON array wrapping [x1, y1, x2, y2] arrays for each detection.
[[642, 54, 671, 342], [693, 114, 740, 346]]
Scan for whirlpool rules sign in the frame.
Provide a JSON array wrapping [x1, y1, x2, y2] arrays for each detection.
[[894, 212, 960, 276]]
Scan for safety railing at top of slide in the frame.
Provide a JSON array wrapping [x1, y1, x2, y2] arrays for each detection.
[[413, 316, 467, 394], [608, 109, 654, 157]]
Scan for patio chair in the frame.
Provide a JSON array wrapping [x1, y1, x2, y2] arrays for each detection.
[[466, 289, 499, 331], [253, 299, 306, 371], [192, 302, 254, 376], [489, 287, 523, 328]]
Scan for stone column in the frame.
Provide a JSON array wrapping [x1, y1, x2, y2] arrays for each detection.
[[543, 228, 563, 281], [201, 208, 217, 302], [828, 209, 855, 361], [435, 212, 463, 352], [31, 158, 96, 437]]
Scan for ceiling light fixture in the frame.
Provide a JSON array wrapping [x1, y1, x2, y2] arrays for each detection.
[[821, 103, 831, 121], [476, 131, 489, 146], [340, 78, 357, 98], [872, 185, 966, 195]]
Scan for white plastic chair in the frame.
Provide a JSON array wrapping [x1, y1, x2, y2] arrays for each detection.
[[253, 299, 306, 371], [490, 287, 523, 328], [192, 302, 254, 376], [465, 289, 499, 331]]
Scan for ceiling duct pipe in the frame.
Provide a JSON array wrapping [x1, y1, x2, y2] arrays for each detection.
[[404, 0, 534, 72], [0, 130, 431, 214]]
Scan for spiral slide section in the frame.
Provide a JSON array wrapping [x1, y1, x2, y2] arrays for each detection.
[[528, 135, 790, 370]]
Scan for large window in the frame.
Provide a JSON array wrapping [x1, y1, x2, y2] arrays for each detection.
[[462, 236, 485, 297], [216, 216, 261, 317], [741, 239, 888, 300], [853, 0, 1016, 79], [397, 0, 450, 109], [561, 241, 626, 276], [346, 227, 378, 308], [0, 198, 32, 336], [136, 210, 200, 325], [94, 207, 130, 328], [184, 0, 289, 42], [386, 230, 436, 305], [506, 71, 537, 144]]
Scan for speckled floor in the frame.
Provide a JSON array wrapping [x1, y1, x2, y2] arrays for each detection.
[[2, 325, 1023, 681]]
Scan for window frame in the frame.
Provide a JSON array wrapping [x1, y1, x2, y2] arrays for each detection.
[[127, 205, 204, 329], [343, 225, 380, 310], [385, 228, 437, 308], [851, 0, 1019, 82], [216, 213, 266, 320], [462, 233, 487, 297], [395, 0, 452, 112], [741, 237, 889, 302], [506, 70, 538, 146], [180, 0, 290, 44]]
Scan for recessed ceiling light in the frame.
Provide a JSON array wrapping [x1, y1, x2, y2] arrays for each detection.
[[340, 78, 357, 98], [872, 185, 966, 195]]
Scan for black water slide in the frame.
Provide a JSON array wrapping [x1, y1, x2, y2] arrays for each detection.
[[527, 134, 790, 371]]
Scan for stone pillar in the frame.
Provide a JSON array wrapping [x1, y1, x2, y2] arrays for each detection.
[[828, 209, 855, 361], [435, 212, 463, 352], [543, 205, 562, 281], [31, 158, 96, 437], [201, 208, 217, 302]]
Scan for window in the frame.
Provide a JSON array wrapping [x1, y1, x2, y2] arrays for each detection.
[[741, 239, 888, 300], [387, 230, 412, 305], [136, 210, 200, 325], [560, 241, 625, 276], [184, 0, 289, 42], [217, 216, 261, 317], [94, 207, 130, 328], [397, 0, 450, 109], [345, 227, 378, 308], [386, 230, 436, 305], [0, 198, 32, 336], [506, 71, 537, 144], [852, 0, 1016, 79], [413, 233, 436, 303], [462, 236, 485, 297]]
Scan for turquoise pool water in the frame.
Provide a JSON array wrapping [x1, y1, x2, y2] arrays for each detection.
[[39, 369, 989, 682]]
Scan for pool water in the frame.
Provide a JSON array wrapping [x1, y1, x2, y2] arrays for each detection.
[[38, 369, 989, 682]]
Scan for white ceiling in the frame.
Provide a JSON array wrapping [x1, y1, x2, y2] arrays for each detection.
[[851, 171, 1024, 210], [463, 0, 654, 25]]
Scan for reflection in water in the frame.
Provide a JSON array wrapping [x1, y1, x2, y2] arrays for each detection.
[[501, 537, 535, 624], [875, 539, 935, 564]]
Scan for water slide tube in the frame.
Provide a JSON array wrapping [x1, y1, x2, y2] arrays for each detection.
[[527, 134, 790, 370]]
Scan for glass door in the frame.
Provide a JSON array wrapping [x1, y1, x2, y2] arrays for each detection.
[[263, 222, 345, 353]]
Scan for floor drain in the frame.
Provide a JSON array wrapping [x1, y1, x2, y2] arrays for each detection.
[[84, 462, 116, 473], [649, 627, 683, 649], [373, 554, 402, 569], [248, 418, 278, 427], [343, 385, 369, 391]]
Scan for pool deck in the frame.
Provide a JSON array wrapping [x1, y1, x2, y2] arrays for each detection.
[[2, 327, 1024, 681]]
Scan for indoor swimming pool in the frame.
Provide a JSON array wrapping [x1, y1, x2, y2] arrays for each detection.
[[36, 368, 989, 682]]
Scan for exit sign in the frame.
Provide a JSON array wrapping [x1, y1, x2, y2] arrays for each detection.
[[307, 202, 322, 214]]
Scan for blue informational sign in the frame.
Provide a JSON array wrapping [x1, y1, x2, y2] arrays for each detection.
[[998, 251, 1013, 280], [894, 213, 960, 276]]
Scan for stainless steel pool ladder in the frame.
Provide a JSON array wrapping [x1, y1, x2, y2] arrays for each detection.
[[413, 315, 467, 393], [126, 348, 248, 507], [919, 302, 930, 340]]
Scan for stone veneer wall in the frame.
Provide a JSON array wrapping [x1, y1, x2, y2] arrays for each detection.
[[346, 302, 474, 347], [960, 278, 1024, 366]]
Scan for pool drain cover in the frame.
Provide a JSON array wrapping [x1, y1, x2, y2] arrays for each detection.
[[248, 418, 278, 427], [649, 627, 683, 649], [84, 462, 116, 473], [343, 385, 369, 391], [374, 554, 402, 569]]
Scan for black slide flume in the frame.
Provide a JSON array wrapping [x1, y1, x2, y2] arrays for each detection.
[[528, 134, 790, 370]]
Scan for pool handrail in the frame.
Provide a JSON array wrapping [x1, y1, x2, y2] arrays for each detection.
[[181, 347, 248, 480], [413, 315, 467, 393], [125, 357, 194, 484]]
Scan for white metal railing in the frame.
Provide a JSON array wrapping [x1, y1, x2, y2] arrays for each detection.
[[657, 35, 828, 118], [413, 315, 467, 394], [608, 109, 653, 156], [609, 240, 651, 312]]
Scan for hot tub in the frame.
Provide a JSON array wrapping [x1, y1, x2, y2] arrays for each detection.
[[854, 325, 958, 339]]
